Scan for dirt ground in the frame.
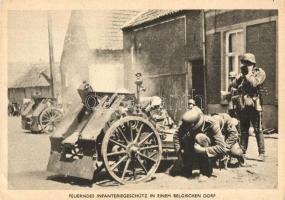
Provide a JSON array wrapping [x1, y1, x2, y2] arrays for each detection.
[[8, 117, 278, 190]]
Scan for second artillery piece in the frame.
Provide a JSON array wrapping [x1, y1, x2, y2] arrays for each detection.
[[47, 74, 177, 184], [21, 92, 64, 133]]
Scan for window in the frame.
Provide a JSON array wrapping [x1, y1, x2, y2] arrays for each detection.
[[224, 29, 244, 90]]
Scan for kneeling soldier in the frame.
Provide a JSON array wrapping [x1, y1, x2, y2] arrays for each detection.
[[173, 109, 227, 178], [211, 113, 245, 167]]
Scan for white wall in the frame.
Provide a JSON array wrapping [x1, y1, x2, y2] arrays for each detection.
[[89, 64, 124, 92]]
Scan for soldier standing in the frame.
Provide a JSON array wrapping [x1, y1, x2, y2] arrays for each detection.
[[231, 53, 266, 161]]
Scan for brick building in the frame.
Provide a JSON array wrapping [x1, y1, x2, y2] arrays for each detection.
[[122, 10, 278, 129], [205, 10, 278, 129]]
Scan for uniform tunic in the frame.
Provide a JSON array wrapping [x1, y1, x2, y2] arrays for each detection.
[[173, 115, 226, 158]]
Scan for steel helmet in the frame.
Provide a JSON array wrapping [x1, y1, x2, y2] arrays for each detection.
[[188, 99, 196, 105], [241, 53, 256, 64], [150, 96, 162, 108], [182, 109, 204, 130]]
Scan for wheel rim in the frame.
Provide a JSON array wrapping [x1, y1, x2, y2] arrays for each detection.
[[101, 116, 162, 184], [40, 108, 63, 133]]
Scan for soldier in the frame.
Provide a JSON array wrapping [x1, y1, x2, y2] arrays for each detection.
[[141, 96, 174, 131], [231, 53, 266, 161], [211, 113, 245, 166], [173, 109, 227, 178], [188, 99, 203, 114]]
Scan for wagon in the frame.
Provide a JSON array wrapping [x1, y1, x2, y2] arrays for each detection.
[[47, 75, 177, 184], [21, 94, 63, 133]]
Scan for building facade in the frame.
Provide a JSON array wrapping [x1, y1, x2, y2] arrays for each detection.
[[122, 10, 278, 129], [8, 64, 51, 105], [205, 10, 278, 129]]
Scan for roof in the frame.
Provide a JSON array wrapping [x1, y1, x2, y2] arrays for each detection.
[[122, 10, 184, 30], [9, 64, 51, 88], [8, 62, 32, 87], [83, 10, 140, 49]]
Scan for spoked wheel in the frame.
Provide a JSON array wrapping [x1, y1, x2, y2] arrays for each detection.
[[101, 116, 162, 184], [39, 107, 63, 134]]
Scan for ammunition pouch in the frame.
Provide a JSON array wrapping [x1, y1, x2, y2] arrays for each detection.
[[254, 96, 262, 111], [244, 95, 255, 107], [231, 94, 262, 112], [231, 94, 245, 111]]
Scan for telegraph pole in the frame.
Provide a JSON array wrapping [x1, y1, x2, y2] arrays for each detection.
[[48, 12, 55, 98]]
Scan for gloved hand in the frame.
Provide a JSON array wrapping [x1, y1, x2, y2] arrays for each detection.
[[194, 143, 206, 154]]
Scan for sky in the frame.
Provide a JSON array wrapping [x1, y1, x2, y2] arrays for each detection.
[[8, 10, 140, 64], [8, 11, 71, 63]]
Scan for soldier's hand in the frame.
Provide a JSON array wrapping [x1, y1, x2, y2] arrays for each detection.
[[241, 66, 248, 76], [194, 143, 206, 154]]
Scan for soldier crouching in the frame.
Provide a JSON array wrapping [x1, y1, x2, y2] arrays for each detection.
[[211, 113, 245, 167], [173, 109, 227, 178]]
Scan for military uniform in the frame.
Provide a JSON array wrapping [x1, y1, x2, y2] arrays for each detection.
[[231, 55, 266, 158], [149, 108, 174, 131], [173, 114, 226, 177], [211, 113, 243, 158]]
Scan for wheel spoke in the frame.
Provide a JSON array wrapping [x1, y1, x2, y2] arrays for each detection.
[[42, 123, 52, 129], [117, 127, 129, 144], [127, 121, 133, 142], [132, 159, 136, 180], [140, 145, 159, 151], [42, 116, 49, 122], [109, 139, 127, 149], [121, 158, 131, 179], [138, 132, 154, 146], [111, 155, 128, 171], [48, 111, 53, 119], [134, 123, 143, 143], [136, 156, 148, 174], [149, 151, 158, 158], [52, 116, 62, 122], [41, 119, 51, 123], [107, 150, 127, 157], [137, 152, 156, 163]]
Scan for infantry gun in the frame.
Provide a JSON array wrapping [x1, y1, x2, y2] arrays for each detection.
[[47, 74, 177, 184]]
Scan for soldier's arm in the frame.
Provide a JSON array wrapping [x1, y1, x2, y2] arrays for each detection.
[[149, 110, 164, 122], [231, 73, 243, 88], [205, 124, 227, 157], [173, 122, 186, 153], [151, 113, 163, 120], [173, 128, 182, 153], [224, 114, 239, 142], [245, 69, 266, 87], [225, 123, 239, 148]]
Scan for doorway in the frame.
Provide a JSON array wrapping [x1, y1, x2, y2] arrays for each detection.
[[191, 60, 206, 112]]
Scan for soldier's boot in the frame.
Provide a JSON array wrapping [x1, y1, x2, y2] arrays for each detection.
[[199, 154, 213, 177], [237, 154, 246, 167], [257, 154, 265, 162]]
